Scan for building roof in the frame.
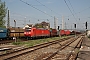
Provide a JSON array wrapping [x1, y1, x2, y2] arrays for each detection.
[[23, 24, 33, 29]]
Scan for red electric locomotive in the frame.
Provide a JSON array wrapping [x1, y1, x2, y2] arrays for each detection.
[[60, 30, 71, 36], [65, 30, 71, 35], [60, 30, 65, 36], [24, 27, 50, 39]]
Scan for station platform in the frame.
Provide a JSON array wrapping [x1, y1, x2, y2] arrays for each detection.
[[77, 36, 90, 60]]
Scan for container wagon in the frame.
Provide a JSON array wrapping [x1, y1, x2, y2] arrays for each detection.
[[0, 27, 9, 39]]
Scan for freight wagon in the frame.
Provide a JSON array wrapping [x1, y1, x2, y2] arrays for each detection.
[[0, 28, 9, 39], [9, 27, 24, 38], [50, 29, 58, 37]]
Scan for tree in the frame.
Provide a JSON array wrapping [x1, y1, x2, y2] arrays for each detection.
[[0, 0, 7, 27]]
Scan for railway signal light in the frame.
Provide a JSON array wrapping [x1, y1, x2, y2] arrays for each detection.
[[58, 26, 59, 30], [74, 24, 76, 28], [85, 22, 87, 29], [14, 20, 16, 22]]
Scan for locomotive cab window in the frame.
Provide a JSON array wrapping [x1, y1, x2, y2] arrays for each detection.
[[25, 28, 31, 32], [25, 29, 31, 32]]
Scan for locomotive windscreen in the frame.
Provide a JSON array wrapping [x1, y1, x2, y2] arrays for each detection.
[[25, 28, 31, 32]]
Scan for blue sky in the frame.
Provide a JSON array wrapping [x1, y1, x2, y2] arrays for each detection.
[[2, 0, 90, 30]]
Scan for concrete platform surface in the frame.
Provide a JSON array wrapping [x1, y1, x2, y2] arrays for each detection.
[[76, 36, 90, 60]]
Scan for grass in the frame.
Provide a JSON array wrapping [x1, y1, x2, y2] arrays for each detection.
[[12, 36, 68, 47]]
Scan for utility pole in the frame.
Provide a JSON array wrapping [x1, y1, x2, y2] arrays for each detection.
[[65, 22, 67, 29], [71, 24, 72, 30], [14, 20, 16, 42], [54, 16, 56, 29], [62, 16, 64, 30], [7, 10, 10, 28], [14, 20, 16, 28], [24, 17, 26, 26], [56, 18, 58, 30]]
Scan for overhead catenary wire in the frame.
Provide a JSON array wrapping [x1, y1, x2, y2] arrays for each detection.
[[64, 0, 77, 21], [68, 0, 79, 20], [66, 6, 90, 21], [78, 7, 90, 14], [19, 0, 53, 18], [35, 0, 61, 16], [10, 12, 39, 20], [35, 0, 53, 12]]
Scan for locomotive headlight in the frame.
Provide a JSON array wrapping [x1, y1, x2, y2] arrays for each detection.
[[24, 32, 26, 34], [28, 32, 31, 34]]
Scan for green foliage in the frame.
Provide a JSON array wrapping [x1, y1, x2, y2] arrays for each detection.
[[12, 37, 66, 47], [12, 42, 21, 45], [0, 0, 7, 27], [34, 23, 43, 28]]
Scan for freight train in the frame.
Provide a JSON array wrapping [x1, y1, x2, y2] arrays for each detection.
[[0, 27, 81, 40], [24, 27, 80, 39]]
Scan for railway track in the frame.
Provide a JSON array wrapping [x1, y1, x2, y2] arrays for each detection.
[[0, 36, 73, 60], [43, 36, 84, 60], [0, 35, 84, 60], [0, 40, 14, 45], [0, 38, 28, 45]]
